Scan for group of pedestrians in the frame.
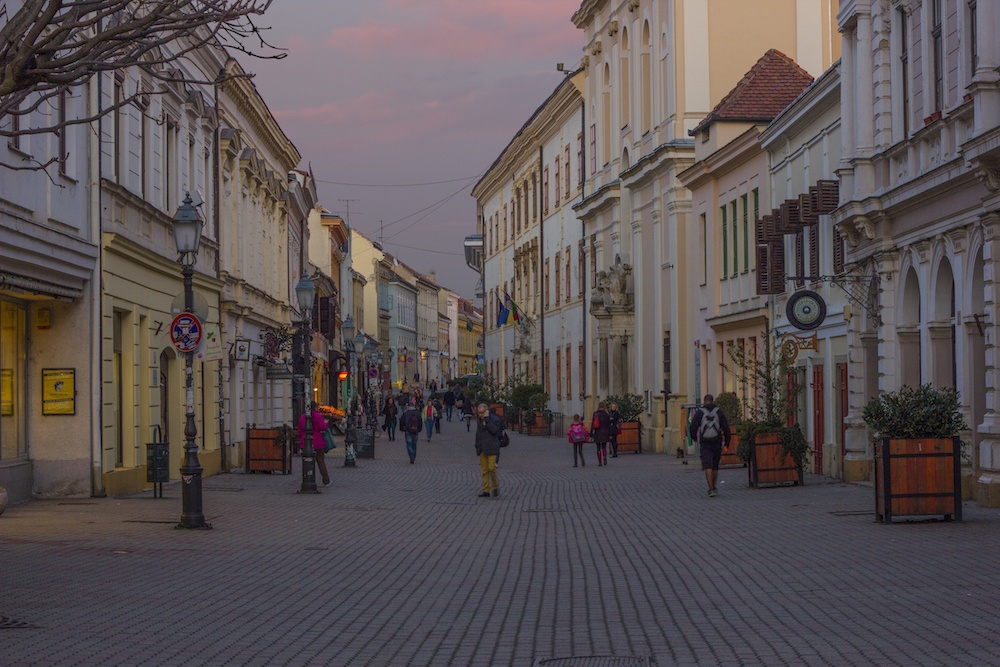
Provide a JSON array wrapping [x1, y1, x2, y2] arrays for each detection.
[[565, 401, 623, 467]]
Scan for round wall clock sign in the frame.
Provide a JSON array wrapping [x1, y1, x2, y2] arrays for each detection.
[[786, 290, 827, 331]]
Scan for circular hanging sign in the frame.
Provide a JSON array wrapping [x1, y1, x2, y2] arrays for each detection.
[[170, 312, 203, 353], [368, 367, 379, 379], [786, 290, 827, 331]]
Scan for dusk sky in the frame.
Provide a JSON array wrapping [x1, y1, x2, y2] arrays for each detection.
[[247, 0, 585, 298]]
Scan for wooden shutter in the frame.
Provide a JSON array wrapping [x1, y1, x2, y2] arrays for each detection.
[[815, 180, 839, 213], [809, 225, 820, 278], [769, 242, 786, 294], [318, 297, 331, 337], [833, 225, 845, 275], [756, 245, 770, 294], [794, 232, 804, 287]]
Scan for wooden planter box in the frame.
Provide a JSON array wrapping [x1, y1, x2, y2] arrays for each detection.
[[748, 431, 802, 487], [617, 421, 641, 453], [246, 425, 292, 475], [875, 437, 961, 523], [720, 433, 743, 468], [490, 404, 504, 418]]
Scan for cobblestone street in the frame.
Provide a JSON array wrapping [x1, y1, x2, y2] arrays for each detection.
[[3, 422, 1000, 666]]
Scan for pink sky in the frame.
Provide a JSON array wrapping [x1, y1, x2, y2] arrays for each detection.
[[247, 0, 584, 298]]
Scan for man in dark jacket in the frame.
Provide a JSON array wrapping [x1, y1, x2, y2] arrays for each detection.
[[400, 399, 423, 464], [474, 402, 504, 497], [688, 394, 731, 497], [443, 387, 456, 421]]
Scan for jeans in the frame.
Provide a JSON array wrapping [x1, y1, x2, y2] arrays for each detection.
[[424, 419, 434, 440], [404, 432, 418, 462], [446, 405, 453, 421]]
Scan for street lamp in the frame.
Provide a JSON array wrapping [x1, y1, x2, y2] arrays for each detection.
[[172, 193, 209, 530], [341, 316, 358, 467], [295, 273, 318, 494]]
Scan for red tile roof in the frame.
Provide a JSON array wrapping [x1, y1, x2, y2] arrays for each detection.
[[690, 49, 814, 135]]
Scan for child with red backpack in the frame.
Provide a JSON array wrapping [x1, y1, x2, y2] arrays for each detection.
[[567, 415, 590, 467]]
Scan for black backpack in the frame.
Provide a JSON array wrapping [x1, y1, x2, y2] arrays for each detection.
[[403, 410, 421, 434]]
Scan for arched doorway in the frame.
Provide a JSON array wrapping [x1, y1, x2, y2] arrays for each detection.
[[898, 267, 921, 388], [968, 248, 986, 449], [930, 258, 956, 389]]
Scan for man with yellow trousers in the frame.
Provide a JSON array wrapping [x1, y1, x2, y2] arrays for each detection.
[[474, 403, 504, 497]]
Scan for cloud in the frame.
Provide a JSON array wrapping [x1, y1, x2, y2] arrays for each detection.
[[326, 0, 581, 61]]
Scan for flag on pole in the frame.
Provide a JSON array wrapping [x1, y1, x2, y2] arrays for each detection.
[[496, 295, 509, 328], [504, 292, 520, 324]]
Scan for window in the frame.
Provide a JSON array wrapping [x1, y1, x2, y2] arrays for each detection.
[[968, 0, 978, 75], [56, 89, 67, 175], [589, 124, 597, 174], [663, 333, 672, 404], [731, 201, 739, 275], [621, 29, 631, 128], [555, 348, 562, 399], [530, 176, 536, 222], [899, 7, 910, 136], [553, 161, 560, 207], [566, 345, 572, 400], [565, 249, 571, 303], [564, 146, 571, 196], [544, 167, 550, 215], [578, 345, 585, 399], [590, 234, 598, 288], [163, 119, 177, 210], [187, 132, 195, 197], [721, 206, 728, 280], [544, 260, 550, 308], [555, 253, 561, 304], [741, 195, 749, 273], [7, 99, 22, 151], [931, 0, 944, 112], [114, 75, 125, 182], [752, 189, 759, 272], [700, 213, 708, 286], [578, 241, 585, 295]]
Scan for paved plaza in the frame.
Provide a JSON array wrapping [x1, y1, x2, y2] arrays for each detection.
[[3, 420, 1000, 667]]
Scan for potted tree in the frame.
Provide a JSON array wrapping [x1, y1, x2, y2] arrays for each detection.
[[713, 392, 745, 468], [509, 381, 545, 434], [863, 384, 967, 523], [606, 393, 646, 453], [528, 391, 550, 435], [727, 334, 809, 487]]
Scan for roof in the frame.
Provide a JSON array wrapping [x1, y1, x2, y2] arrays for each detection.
[[690, 49, 814, 136]]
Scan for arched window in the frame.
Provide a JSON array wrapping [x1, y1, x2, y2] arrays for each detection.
[[641, 21, 652, 134], [602, 64, 612, 166], [620, 27, 630, 129]]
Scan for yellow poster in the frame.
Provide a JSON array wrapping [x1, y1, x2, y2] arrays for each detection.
[[42, 368, 75, 415]]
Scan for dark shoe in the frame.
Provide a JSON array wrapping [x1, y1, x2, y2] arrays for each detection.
[[708, 489, 717, 497], [410, 458, 415, 464], [492, 489, 499, 497], [478, 492, 490, 498], [573, 463, 578, 467], [612, 454, 618, 458]]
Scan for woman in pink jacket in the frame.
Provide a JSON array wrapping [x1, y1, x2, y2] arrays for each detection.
[[298, 402, 330, 487]]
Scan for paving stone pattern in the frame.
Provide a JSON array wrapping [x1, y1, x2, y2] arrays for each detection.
[[3, 424, 1000, 666]]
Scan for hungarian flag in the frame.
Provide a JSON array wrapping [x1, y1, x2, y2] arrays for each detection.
[[504, 292, 520, 324]]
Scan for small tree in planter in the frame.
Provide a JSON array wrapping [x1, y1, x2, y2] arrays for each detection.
[[863, 384, 967, 522], [726, 331, 809, 486], [714, 392, 745, 467]]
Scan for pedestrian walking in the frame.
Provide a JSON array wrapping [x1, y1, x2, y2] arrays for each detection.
[[474, 402, 503, 497], [382, 396, 398, 441], [567, 414, 589, 467], [400, 398, 423, 464], [462, 400, 474, 431], [444, 387, 456, 421], [424, 401, 435, 441], [432, 397, 443, 433], [688, 394, 731, 497], [590, 402, 612, 466], [608, 402, 622, 458], [298, 401, 331, 487]]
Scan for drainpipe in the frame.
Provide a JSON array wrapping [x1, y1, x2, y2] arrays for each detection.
[[580, 99, 587, 416], [213, 71, 226, 471], [91, 57, 106, 498], [538, 145, 545, 398]]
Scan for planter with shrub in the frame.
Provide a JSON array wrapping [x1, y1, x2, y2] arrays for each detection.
[[606, 393, 645, 453]]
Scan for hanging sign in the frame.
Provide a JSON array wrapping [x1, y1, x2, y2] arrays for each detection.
[[786, 290, 827, 331], [170, 312, 203, 353]]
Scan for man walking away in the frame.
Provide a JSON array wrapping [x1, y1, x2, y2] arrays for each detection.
[[401, 398, 423, 464], [474, 403, 503, 497], [444, 387, 456, 421], [688, 394, 731, 497]]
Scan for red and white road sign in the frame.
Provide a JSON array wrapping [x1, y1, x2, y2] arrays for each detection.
[[170, 312, 203, 353]]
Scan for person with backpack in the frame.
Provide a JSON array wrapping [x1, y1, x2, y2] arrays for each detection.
[[381, 396, 398, 442], [432, 397, 443, 434], [688, 394, 732, 497], [461, 400, 474, 431], [443, 387, 456, 421], [474, 402, 505, 497], [567, 415, 590, 467], [590, 402, 612, 466], [400, 398, 423, 464]]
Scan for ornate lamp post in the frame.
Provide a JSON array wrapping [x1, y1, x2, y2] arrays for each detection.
[[172, 194, 210, 530], [341, 316, 358, 467], [295, 274, 318, 494]]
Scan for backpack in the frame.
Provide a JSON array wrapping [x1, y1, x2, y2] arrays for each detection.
[[403, 410, 421, 434], [569, 423, 587, 444], [499, 428, 510, 448], [698, 407, 721, 441]]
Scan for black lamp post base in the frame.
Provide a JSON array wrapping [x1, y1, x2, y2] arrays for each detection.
[[176, 521, 214, 530]]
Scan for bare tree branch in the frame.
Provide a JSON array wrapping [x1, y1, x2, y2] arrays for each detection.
[[0, 0, 283, 162]]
